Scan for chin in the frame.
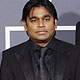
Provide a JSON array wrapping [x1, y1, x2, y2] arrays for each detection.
[[36, 38, 50, 43]]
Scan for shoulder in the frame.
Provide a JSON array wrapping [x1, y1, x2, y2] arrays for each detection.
[[54, 38, 75, 50], [2, 40, 30, 57], [53, 38, 78, 56]]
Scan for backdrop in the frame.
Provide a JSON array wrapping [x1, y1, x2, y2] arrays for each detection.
[[0, 0, 80, 64]]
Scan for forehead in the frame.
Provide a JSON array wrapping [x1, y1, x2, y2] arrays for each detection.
[[29, 6, 52, 17]]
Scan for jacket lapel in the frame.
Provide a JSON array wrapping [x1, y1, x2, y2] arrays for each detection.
[[15, 40, 35, 80], [46, 38, 72, 80], [51, 38, 72, 80]]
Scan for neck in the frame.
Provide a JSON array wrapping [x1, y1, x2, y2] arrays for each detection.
[[32, 38, 53, 47], [36, 42, 49, 47]]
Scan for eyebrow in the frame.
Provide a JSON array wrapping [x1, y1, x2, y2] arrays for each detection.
[[29, 15, 51, 20], [29, 16, 37, 20], [43, 15, 51, 18]]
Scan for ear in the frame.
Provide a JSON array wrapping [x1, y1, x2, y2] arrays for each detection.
[[54, 19, 57, 29], [22, 21, 27, 32]]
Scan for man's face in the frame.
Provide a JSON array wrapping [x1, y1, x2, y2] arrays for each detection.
[[23, 6, 57, 46]]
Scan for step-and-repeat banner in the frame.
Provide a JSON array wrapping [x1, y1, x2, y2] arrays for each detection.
[[0, 0, 80, 64]]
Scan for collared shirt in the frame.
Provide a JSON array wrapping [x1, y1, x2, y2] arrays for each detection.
[[30, 37, 56, 80]]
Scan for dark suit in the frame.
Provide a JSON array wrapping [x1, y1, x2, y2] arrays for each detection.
[[1, 38, 76, 80], [62, 46, 80, 80]]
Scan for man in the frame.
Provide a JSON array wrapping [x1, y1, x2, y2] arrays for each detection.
[[1, 0, 76, 80]]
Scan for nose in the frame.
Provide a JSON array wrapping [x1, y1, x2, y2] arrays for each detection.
[[38, 19, 44, 28]]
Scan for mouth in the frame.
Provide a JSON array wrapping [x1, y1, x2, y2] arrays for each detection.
[[36, 30, 48, 35]]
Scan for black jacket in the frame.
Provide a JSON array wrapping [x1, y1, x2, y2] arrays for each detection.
[[1, 38, 76, 80], [62, 46, 80, 80]]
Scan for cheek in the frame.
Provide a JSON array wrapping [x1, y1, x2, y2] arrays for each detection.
[[28, 23, 37, 30], [46, 23, 55, 30], [27, 26, 36, 35], [47, 25, 55, 35]]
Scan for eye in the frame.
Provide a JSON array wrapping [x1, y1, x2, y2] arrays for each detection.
[[44, 18, 50, 22], [31, 19, 37, 22]]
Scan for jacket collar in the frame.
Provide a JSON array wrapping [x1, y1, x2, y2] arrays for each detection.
[[17, 37, 70, 56], [15, 39, 35, 80]]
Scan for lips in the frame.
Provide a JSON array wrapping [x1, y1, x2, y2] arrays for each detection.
[[36, 30, 47, 35]]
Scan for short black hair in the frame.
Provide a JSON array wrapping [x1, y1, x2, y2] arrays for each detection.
[[21, 0, 58, 22]]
